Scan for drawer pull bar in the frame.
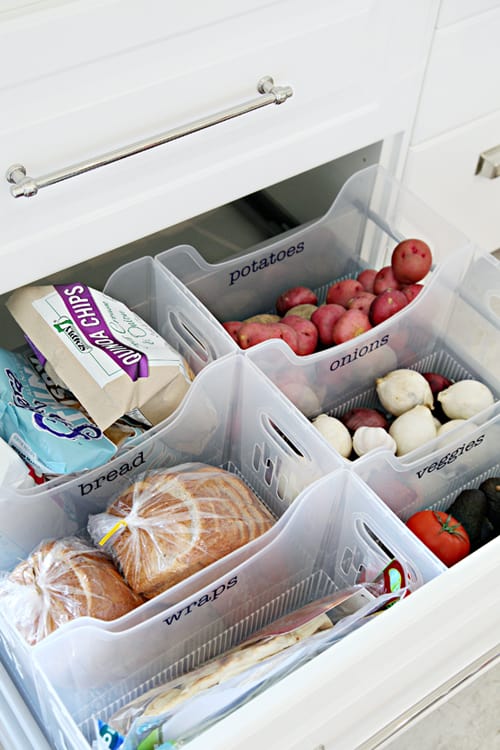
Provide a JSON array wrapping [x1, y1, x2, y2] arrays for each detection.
[[475, 144, 500, 179], [5, 75, 293, 198]]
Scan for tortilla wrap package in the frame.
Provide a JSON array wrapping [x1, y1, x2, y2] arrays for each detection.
[[7, 284, 193, 431], [98, 561, 409, 749]]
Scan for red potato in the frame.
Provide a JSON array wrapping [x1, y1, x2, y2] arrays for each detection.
[[331, 309, 372, 344], [282, 315, 318, 355], [310, 304, 345, 346], [340, 407, 389, 433], [237, 322, 283, 349], [276, 286, 318, 316], [222, 321, 242, 342], [326, 279, 364, 308], [346, 291, 376, 315], [391, 238, 433, 284], [373, 266, 401, 295], [401, 284, 424, 303], [275, 322, 301, 355], [422, 372, 453, 395], [369, 289, 408, 325], [357, 268, 377, 293]]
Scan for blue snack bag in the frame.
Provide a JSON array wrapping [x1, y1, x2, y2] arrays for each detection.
[[0, 348, 117, 475]]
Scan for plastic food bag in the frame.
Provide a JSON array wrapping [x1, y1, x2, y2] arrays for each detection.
[[0, 436, 34, 489], [7, 283, 194, 430], [0, 348, 121, 475], [0, 537, 143, 645], [87, 463, 275, 599], [102, 562, 409, 749]]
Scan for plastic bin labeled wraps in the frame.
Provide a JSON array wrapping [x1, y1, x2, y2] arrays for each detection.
[[155, 166, 499, 463], [0, 353, 345, 749], [2, 470, 445, 750]]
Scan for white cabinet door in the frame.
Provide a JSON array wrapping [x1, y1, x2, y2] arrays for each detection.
[[0, 0, 438, 292], [404, 109, 500, 252], [411, 6, 500, 143]]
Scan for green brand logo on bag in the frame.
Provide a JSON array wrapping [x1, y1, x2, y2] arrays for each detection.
[[53, 316, 90, 353]]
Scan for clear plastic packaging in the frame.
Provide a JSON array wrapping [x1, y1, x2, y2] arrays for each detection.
[[6, 283, 194, 431], [0, 537, 143, 645], [102, 561, 410, 748], [0, 348, 118, 475], [88, 463, 275, 599]]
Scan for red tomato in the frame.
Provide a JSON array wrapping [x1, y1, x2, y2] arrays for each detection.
[[406, 510, 470, 566]]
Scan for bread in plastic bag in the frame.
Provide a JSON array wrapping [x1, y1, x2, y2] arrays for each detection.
[[87, 463, 275, 599], [0, 537, 144, 645]]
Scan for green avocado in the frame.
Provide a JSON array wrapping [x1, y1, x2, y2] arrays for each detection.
[[479, 477, 500, 533], [448, 489, 487, 542]]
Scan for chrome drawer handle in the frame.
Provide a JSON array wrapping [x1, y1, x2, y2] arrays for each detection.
[[5, 75, 293, 198], [475, 144, 500, 179]]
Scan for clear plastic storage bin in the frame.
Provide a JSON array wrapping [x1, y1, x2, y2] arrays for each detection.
[[0, 254, 237, 533], [155, 165, 473, 329], [157, 167, 500, 464], [154, 166, 499, 461], [354, 408, 500, 522], [0, 469, 445, 750]]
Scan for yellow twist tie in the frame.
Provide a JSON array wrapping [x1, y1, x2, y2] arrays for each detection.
[[98, 519, 128, 546]]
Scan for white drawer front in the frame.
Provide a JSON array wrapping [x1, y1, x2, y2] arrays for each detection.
[[437, 0, 500, 27], [404, 109, 500, 252], [412, 7, 500, 143], [0, 0, 437, 293]]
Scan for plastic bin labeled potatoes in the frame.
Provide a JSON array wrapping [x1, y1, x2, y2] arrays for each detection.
[[156, 165, 499, 464]]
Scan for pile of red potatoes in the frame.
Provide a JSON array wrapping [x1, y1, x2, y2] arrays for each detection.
[[223, 238, 433, 355]]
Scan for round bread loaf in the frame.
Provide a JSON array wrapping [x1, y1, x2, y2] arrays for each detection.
[[88, 464, 275, 599], [3, 537, 143, 644]]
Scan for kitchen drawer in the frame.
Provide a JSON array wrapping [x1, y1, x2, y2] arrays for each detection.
[[411, 6, 500, 142], [437, 0, 500, 27], [0, 0, 438, 292], [404, 109, 500, 252]]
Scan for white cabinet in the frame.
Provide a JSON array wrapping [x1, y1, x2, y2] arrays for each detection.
[[0, 0, 438, 290], [403, 2, 500, 251]]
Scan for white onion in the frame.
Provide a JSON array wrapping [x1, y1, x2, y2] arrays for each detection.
[[352, 426, 397, 457], [437, 380, 494, 419], [312, 414, 352, 458], [389, 405, 437, 456], [376, 369, 434, 416], [436, 419, 468, 436]]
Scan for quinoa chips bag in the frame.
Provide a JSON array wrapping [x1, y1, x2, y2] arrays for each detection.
[[7, 284, 194, 431]]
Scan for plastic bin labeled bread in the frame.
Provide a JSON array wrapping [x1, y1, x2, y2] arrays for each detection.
[[88, 463, 275, 599], [0, 464, 275, 642]]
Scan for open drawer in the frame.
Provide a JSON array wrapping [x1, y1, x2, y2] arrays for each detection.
[[0, 203, 498, 750]]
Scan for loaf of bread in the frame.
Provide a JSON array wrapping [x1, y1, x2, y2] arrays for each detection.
[[87, 463, 275, 599], [0, 537, 143, 644]]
